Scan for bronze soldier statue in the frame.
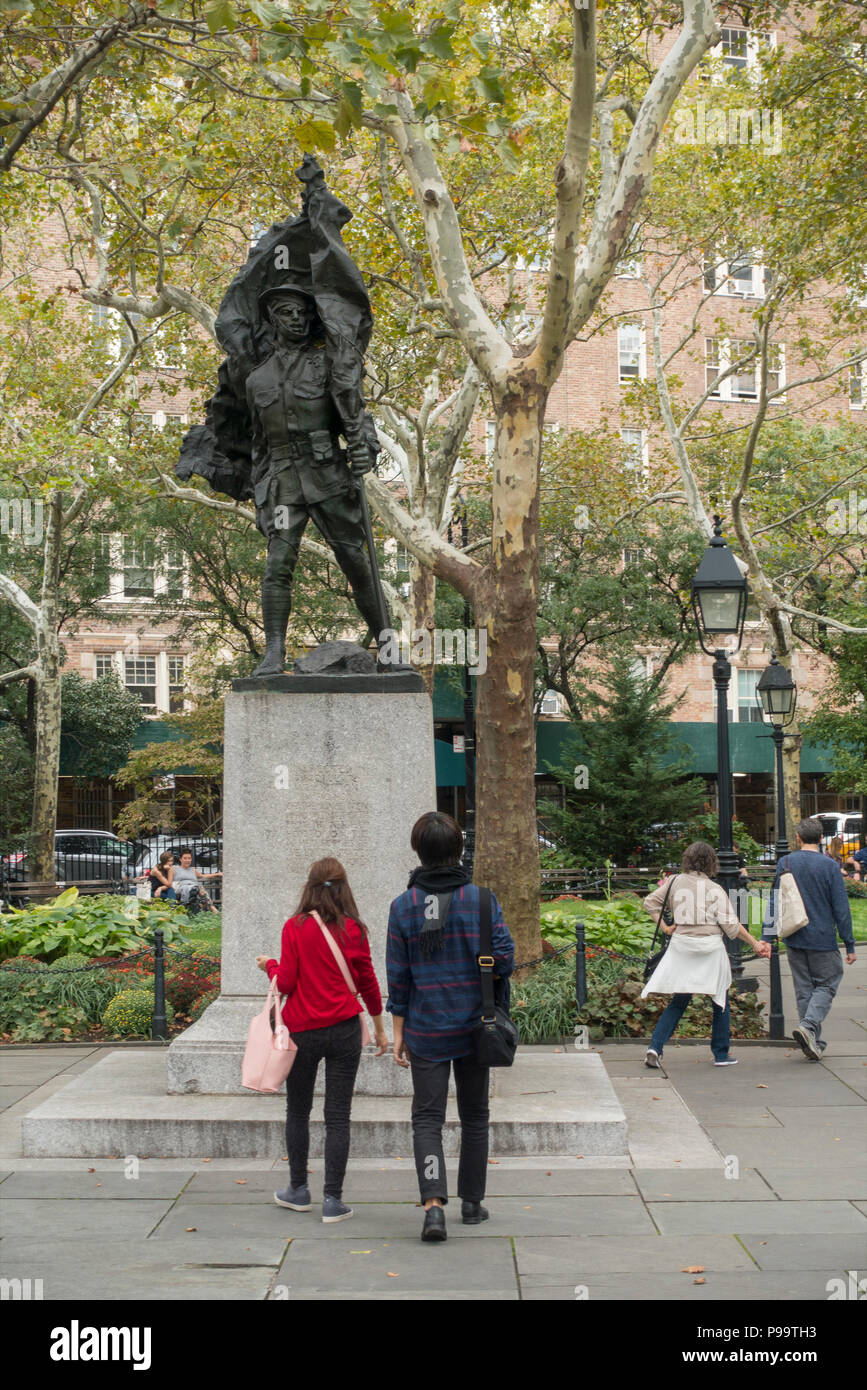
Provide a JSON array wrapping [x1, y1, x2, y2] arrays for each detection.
[[176, 156, 393, 676]]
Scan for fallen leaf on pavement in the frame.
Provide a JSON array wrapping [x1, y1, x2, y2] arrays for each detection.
[[386, 1272, 399, 1277], [757, 1084, 768, 1089], [87, 1168, 95, 1173], [202, 1158, 211, 1163], [350, 1251, 371, 1255], [185, 1227, 197, 1232], [682, 1266, 704, 1274], [693, 1277, 706, 1285], [236, 1179, 247, 1185]]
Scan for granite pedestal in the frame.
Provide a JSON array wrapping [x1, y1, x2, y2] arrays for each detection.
[[167, 672, 435, 1096]]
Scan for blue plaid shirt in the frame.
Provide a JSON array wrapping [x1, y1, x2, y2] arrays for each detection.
[[386, 883, 514, 1062]]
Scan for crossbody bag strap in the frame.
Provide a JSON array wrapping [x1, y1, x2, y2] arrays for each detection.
[[310, 911, 372, 1045], [477, 887, 497, 1024], [649, 875, 677, 952]]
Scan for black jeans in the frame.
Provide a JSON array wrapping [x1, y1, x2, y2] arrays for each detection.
[[286, 1015, 362, 1200], [408, 1051, 490, 1205]]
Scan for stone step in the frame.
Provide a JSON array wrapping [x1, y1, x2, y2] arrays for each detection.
[[21, 1050, 627, 1160]]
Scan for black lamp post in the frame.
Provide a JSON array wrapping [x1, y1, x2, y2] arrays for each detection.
[[756, 652, 797, 1040], [691, 516, 749, 980]]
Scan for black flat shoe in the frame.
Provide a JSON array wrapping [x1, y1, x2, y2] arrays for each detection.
[[461, 1201, 489, 1225], [421, 1205, 447, 1242]]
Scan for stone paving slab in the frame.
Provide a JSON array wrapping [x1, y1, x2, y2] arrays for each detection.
[[754, 1166, 867, 1200], [612, 1079, 724, 1169], [0, 1171, 195, 1199], [0, 1237, 286, 1299], [520, 1270, 848, 1300], [853, 1201, 867, 1217], [0, 1197, 174, 1241], [181, 1165, 639, 1201], [705, 1128, 866, 1167], [276, 1235, 518, 1296], [737, 1231, 867, 1270], [631, 1168, 774, 1201], [156, 1194, 656, 1240], [0, 1087, 35, 1112], [512, 1233, 756, 1278], [649, 1199, 867, 1236]]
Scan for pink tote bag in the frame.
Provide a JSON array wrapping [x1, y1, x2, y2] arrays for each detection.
[[241, 977, 298, 1093]]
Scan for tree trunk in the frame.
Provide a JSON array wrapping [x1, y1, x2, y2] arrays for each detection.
[[473, 387, 545, 968], [781, 726, 803, 849], [29, 493, 63, 884], [410, 558, 436, 697]]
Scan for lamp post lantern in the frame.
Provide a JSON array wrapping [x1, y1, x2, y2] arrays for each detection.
[[691, 517, 749, 980], [756, 652, 798, 1039]]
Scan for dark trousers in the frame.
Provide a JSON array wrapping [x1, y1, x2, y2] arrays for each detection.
[[285, 1015, 362, 1199], [408, 1051, 490, 1205], [650, 993, 731, 1061]]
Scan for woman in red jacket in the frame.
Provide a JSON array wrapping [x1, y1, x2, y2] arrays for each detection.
[[256, 857, 387, 1223]]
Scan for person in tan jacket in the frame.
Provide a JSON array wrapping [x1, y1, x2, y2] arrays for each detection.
[[641, 841, 770, 1068]]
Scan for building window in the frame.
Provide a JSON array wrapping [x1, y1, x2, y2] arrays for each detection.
[[705, 338, 785, 401], [618, 324, 645, 384], [850, 357, 866, 409], [122, 537, 155, 598], [163, 542, 186, 601], [737, 669, 764, 723], [93, 534, 113, 597], [712, 26, 775, 72], [168, 656, 185, 713], [539, 689, 561, 716], [94, 653, 116, 680], [124, 656, 157, 713], [485, 420, 496, 461], [622, 547, 644, 568], [621, 428, 649, 473], [703, 250, 767, 298]]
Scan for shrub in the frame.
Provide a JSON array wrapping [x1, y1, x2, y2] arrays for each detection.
[[101, 989, 175, 1038], [541, 896, 654, 956], [47, 953, 91, 971], [189, 988, 219, 1022], [0, 888, 190, 962], [0, 972, 89, 1041], [166, 964, 220, 1013], [0, 955, 49, 973], [512, 949, 766, 1043]]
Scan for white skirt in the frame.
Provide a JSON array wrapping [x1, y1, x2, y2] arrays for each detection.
[[641, 932, 732, 1010]]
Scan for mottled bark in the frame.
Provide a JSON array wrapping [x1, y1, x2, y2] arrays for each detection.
[[29, 493, 63, 884], [410, 560, 437, 696]]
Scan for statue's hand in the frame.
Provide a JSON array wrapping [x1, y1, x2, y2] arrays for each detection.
[[345, 430, 376, 474]]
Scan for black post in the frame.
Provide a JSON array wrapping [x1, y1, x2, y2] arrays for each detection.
[[460, 505, 476, 875], [575, 920, 587, 1009], [768, 723, 788, 1039], [152, 929, 168, 1041], [713, 651, 745, 982]]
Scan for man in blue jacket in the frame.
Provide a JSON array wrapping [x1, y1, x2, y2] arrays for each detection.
[[765, 818, 857, 1060]]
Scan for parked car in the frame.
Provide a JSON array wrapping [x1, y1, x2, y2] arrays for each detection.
[[132, 836, 222, 875], [1, 830, 137, 887], [816, 812, 862, 857]]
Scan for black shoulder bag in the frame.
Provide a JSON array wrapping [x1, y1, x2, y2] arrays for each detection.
[[642, 875, 677, 983], [471, 887, 518, 1068]]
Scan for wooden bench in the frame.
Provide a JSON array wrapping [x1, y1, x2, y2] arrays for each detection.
[[0, 878, 128, 908]]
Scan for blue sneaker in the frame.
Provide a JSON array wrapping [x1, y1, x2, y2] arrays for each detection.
[[274, 1184, 311, 1211], [322, 1195, 353, 1223]]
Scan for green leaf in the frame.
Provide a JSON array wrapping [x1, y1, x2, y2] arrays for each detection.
[[204, 0, 235, 34], [294, 118, 337, 153]]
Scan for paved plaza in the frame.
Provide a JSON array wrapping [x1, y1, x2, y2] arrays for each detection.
[[0, 952, 864, 1301]]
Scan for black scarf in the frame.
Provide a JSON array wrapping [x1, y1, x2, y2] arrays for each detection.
[[407, 863, 471, 957]]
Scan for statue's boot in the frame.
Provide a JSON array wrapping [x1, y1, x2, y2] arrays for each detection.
[[252, 578, 291, 677]]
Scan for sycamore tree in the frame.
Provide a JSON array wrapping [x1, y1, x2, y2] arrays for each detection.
[[2, 0, 724, 956], [599, 3, 867, 836]]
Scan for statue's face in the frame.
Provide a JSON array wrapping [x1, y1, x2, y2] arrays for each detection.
[[268, 292, 314, 344]]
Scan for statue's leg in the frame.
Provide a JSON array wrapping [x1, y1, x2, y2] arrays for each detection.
[[310, 492, 391, 644], [253, 498, 307, 677]]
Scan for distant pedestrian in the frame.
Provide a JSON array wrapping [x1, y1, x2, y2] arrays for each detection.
[[386, 812, 514, 1242], [148, 850, 176, 900], [173, 848, 221, 913], [641, 841, 771, 1068], [257, 857, 388, 1223], [764, 819, 856, 1060]]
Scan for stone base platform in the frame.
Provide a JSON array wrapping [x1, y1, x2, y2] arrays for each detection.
[[21, 1049, 627, 1160], [166, 998, 433, 1097]]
